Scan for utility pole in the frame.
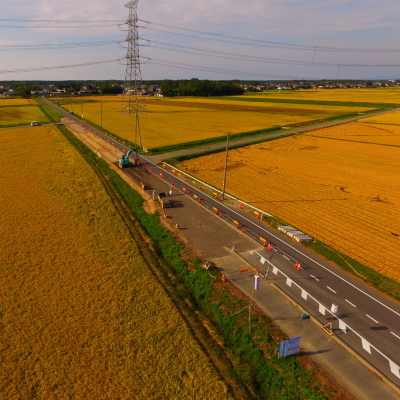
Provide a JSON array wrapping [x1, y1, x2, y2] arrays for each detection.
[[221, 131, 230, 200], [120, 0, 146, 152]]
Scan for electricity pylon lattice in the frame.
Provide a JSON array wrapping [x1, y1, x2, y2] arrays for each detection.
[[121, 0, 146, 115]]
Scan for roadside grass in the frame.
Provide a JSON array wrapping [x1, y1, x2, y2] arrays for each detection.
[[59, 125, 348, 399], [35, 97, 64, 122]]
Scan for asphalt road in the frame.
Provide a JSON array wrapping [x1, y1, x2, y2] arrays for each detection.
[[43, 97, 400, 391]]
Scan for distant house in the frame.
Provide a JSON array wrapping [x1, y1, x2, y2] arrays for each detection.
[[79, 86, 93, 94]]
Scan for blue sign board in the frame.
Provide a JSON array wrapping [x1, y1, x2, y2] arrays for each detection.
[[280, 336, 301, 357]]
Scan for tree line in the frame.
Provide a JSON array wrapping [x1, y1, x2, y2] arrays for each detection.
[[160, 79, 245, 97]]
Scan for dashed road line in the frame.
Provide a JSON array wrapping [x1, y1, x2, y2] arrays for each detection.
[[390, 332, 400, 340], [366, 314, 379, 324], [327, 286, 336, 293], [310, 275, 319, 281], [345, 299, 356, 307]]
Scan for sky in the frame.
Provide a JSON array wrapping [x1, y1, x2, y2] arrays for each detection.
[[1, 0, 400, 81]]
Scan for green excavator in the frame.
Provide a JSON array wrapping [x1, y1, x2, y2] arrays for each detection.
[[118, 149, 139, 168]]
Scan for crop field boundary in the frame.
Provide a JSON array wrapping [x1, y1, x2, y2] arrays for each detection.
[[54, 123, 349, 399]]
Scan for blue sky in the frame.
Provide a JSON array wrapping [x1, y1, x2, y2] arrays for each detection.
[[1, 0, 399, 81]]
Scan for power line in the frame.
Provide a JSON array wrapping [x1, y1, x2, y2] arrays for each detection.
[[0, 59, 121, 74], [1, 17, 399, 54], [148, 40, 400, 68], [0, 24, 118, 29], [146, 57, 316, 80], [0, 40, 118, 51], [0, 53, 317, 80], [141, 20, 400, 54], [0, 19, 123, 23], [0, 18, 122, 29]]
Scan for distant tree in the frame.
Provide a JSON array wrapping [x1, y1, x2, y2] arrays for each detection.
[[161, 79, 244, 97], [160, 80, 179, 96], [99, 84, 123, 94], [15, 84, 39, 98]]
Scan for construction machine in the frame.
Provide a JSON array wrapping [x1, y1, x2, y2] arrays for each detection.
[[118, 149, 139, 168]]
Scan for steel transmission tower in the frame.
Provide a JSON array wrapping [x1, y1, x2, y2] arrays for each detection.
[[120, 1, 146, 151], [121, 0, 146, 115]]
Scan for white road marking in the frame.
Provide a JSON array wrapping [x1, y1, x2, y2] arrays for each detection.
[[282, 255, 290, 260], [390, 332, 400, 340], [345, 299, 356, 307], [327, 286, 336, 293], [310, 275, 319, 281], [139, 153, 400, 318], [366, 314, 379, 324]]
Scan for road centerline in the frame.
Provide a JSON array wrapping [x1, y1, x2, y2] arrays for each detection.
[[345, 299, 356, 307], [390, 332, 400, 340], [366, 314, 379, 324]]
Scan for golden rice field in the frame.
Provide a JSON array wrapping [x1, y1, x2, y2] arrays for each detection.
[[179, 124, 400, 282], [244, 87, 400, 103], [0, 105, 47, 126], [0, 98, 33, 106], [360, 109, 400, 125], [0, 125, 232, 399], [309, 110, 400, 146], [59, 95, 372, 149]]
